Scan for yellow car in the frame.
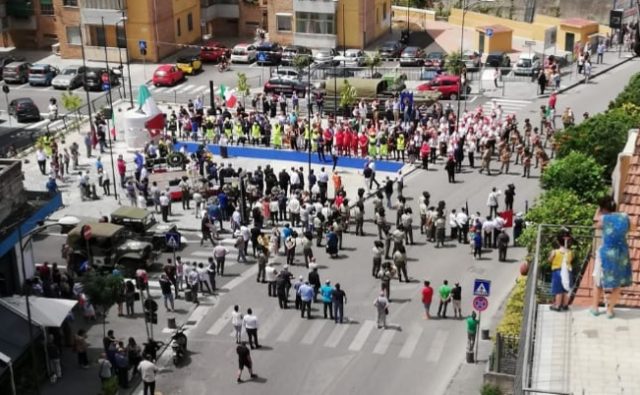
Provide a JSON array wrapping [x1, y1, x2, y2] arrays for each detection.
[[176, 55, 202, 75]]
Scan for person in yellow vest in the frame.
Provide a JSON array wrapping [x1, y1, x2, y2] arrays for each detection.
[[311, 129, 320, 153], [233, 121, 244, 146], [379, 132, 388, 160], [548, 233, 574, 312], [204, 116, 215, 143], [251, 121, 261, 145], [272, 122, 283, 149], [396, 133, 406, 162], [303, 123, 311, 151], [368, 134, 377, 158], [224, 119, 233, 141]]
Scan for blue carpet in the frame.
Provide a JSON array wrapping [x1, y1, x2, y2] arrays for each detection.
[[175, 142, 404, 173]]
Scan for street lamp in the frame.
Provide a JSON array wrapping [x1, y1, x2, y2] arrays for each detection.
[[101, 16, 118, 201], [456, 0, 495, 134], [116, 14, 134, 109]]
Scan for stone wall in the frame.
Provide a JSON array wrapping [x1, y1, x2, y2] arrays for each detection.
[[0, 160, 26, 225]]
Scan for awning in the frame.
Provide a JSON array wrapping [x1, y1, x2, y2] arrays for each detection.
[[0, 296, 77, 327], [0, 304, 42, 377]]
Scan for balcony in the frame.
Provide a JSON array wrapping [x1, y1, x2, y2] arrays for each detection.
[[8, 15, 36, 30], [84, 46, 128, 63], [293, 0, 336, 14], [81, 9, 123, 25], [293, 32, 336, 49], [201, 4, 239, 21], [83, 0, 122, 9], [7, 0, 33, 18]]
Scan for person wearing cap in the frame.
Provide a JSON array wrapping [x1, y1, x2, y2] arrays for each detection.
[[320, 280, 334, 320]]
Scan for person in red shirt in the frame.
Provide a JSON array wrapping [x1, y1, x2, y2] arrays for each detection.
[[335, 128, 345, 156], [358, 132, 368, 158], [421, 280, 434, 319]]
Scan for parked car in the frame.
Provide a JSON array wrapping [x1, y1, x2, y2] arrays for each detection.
[[230, 43, 257, 64], [28, 63, 59, 86], [322, 67, 356, 79], [8, 97, 41, 123], [313, 48, 338, 65], [0, 56, 18, 80], [263, 77, 307, 97], [485, 51, 511, 68], [110, 207, 178, 250], [281, 45, 313, 66], [513, 53, 541, 76], [333, 49, 366, 67], [424, 51, 447, 68], [2, 61, 31, 84], [400, 46, 425, 67], [272, 67, 302, 80], [152, 65, 184, 87], [176, 54, 202, 75], [416, 75, 471, 100], [84, 68, 120, 91], [419, 68, 442, 82], [200, 42, 230, 63], [255, 42, 283, 65], [52, 65, 87, 90], [378, 41, 405, 59], [462, 50, 482, 70]]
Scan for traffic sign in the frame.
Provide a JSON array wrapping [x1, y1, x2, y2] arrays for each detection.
[[82, 224, 92, 240], [473, 279, 491, 297], [2, 85, 9, 94], [473, 296, 489, 312], [165, 231, 181, 250], [485, 27, 494, 38], [524, 40, 536, 47], [257, 52, 266, 62], [102, 83, 111, 91]]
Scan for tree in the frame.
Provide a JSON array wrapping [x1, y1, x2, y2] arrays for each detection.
[[339, 79, 357, 115], [364, 53, 382, 78], [292, 54, 313, 76], [609, 72, 640, 110], [445, 50, 464, 76], [541, 151, 607, 203], [81, 272, 124, 336], [61, 90, 83, 133], [236, 72, 250, 107], [555, 104, 640, 177]]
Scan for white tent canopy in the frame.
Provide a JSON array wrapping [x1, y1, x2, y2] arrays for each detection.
[[0, 296, 77, 327]]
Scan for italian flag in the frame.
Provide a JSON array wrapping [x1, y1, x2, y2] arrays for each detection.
[[218, 84, 238, 108], [137, 84, 164, 137]]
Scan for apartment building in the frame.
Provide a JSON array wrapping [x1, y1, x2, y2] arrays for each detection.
[[268, 0, 391, 48], [55, 0, 201, 63], [0, 0, 59, 49], [201, 0, 267, 38]]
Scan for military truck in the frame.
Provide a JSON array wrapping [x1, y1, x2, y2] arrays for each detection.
[[110, 207, 179, 250], [66, 222, 154, 273]]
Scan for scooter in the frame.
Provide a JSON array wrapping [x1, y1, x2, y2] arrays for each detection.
[[170, 328, 188, 365]]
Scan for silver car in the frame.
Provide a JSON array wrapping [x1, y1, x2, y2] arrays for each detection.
[[313, 48, 338, 65], [52, 65, 87, 90], [333, 49, 365, 67]]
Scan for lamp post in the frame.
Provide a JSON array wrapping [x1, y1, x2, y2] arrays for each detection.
[[116, 13, 134, 108], [101, 16, 118, 201], [78, 22, 94, 157], [456, 0, 495, 134], [308, 61, 312, 185]]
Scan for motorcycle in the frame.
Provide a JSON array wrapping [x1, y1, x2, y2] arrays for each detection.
[[218, 62, 229, 73], [170, 328, 188, 365]]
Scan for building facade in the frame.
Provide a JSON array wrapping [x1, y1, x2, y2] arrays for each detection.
[[201, 0, 267, 39], [268, 0, 391, 49], [0, 0, 59, 50], [55, 0, 201, 63]]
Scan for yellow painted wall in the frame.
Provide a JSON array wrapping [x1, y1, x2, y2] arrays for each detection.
[[475, 29, 512, 53], [557, 24, 598, 53], [173, 0, 201, 44], [337, 0, 363, 48], [126, 0, 157, 61], [373, 0, 391, 41]]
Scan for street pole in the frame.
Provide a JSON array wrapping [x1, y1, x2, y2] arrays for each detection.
[[3, 87, 11, 128], [456, 0, 467, 135], [78, 22, 94, 144], [209, 80, 215, 109], [475, 311, 481, 364], [102, 16, 118, 200], [308, 62, 312, 183], [120, 0, 134, 108]]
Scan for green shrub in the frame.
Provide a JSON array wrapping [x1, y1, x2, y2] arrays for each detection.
[[480, 383, 504, 395], [540, 151, 607, 203], [609, 72, 640, 110], [496, 276, 526, 338], [555, 105, 640, 177]]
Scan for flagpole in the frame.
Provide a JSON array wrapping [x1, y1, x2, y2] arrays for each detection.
[[78, 20, 94, 154], [102, 16, 118, 201]]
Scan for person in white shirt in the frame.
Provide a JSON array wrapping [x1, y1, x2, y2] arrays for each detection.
[[159, 192, 170, 222], [288, 195, 301, 227], [137, 356, 158, 395], [456, 208, 469, 244], [486, 187, 501, 218], [36, 148, 48, 175], [187, 267, 200, 304], [231, 305, 243, 344], [213, 245, 229, 276], [482, 217, 495, 249], [242, 308, 260, 349]]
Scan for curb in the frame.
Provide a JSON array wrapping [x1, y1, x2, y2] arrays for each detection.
[[558, 55, 636, 94]]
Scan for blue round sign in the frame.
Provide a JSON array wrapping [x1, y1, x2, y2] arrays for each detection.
[[102, 83, 111, 91]]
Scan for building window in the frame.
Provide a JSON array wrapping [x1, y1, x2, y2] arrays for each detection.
[[63, 0, 78, 6], [383, 2, 387, 20], [276, 14, 292, 32], [116, 25, 126, 48], [187, 13, 193, 32], [95, 25, 106, 46], [66, 26, 81, 45], [295, 12, 335, 35], [177, 18, 181, 37], [40, 0, 54, 15]]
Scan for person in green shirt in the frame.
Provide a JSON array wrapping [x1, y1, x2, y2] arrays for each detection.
[[437, 280, 452, 318], [466, 311, 479, 351]]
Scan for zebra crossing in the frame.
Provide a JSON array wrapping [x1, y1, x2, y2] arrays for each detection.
[[203, 304, 450, 361], [23, 116, 75, 132], [481, 98, 532, 117], [147, 83, 210, 98]]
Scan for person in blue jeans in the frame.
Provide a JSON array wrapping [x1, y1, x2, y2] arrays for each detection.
[[331, 283, 347, 324]]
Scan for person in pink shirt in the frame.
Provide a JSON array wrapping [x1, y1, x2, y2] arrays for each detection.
[[421, 280, 434, 319]]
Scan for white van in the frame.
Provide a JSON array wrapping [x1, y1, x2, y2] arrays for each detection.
[[513, 53, 541, 76]]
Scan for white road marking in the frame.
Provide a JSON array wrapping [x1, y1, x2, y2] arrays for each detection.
[[256, 308, 284, 340], [398, 324, 423, 359], [276, 317, 303, 342], [223, 263, 258, 291], [300, 319, 327, 345], [372, 329, 396, 355], [323, 322, 349, 348], [425, 329, 449, 363], [348, 320, 376, 351], [206, 306, 234, 335]]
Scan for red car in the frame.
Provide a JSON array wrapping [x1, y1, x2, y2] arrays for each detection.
[[417, 75, 471, 100], [152, 65, 184, 87], [200, 42, 231, 63]]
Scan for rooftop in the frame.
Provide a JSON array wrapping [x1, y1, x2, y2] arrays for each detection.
[[560, 18, 599, 28], [477, 24, 513, 33]]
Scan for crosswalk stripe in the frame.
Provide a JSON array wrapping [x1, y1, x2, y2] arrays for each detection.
[[25, 119, 49, 130], [206, 306, 234, 335], [398, 324, 423, 359], [300, 319, 327, 345], [192, 85, 208, 95], [323, 322, 349, 348], [425, 329, 449, 363], [257, 308, 284, 340], [373, 329, 396, 355], [176, 84, 195, 94], [348, 320, 376, 351], [276, 318, 303, 342]]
